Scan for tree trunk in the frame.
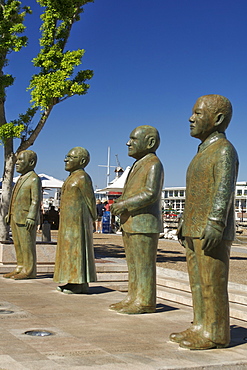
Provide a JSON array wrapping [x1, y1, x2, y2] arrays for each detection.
[[0, 139, 15, 241], [0, 106, 53, 241], [0, 88, 15, 241], [0, 85, 15, 241], [17, 106, 53, 153]]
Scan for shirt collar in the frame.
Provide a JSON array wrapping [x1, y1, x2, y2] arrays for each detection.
[[198, 132, 226, 153]]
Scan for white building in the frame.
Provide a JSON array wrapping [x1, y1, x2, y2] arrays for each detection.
[[163, 182, 247, 220], [163, 187, 186, 214]]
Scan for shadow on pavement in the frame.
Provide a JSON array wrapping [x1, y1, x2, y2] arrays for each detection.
[[229, 325, 247, 347]]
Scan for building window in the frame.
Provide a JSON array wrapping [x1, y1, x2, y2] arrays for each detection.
[[174, 190, 178, 197], [169, 191, 173, 197], [180, 190, 184, 197], [244, 190, 247, 196], [241, 200, 246, 210], [237, 189, 242, 196], [165, 191, 168, 198]]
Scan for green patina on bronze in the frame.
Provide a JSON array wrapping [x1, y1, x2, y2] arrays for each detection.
[[110, 125, 164, 314], [53, 147, 97, 294], [171, 95, 239, 350], [4, 150, 41, 280]]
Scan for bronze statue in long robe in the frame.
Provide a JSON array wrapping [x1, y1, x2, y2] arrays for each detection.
[[54, 147, 97, 294]]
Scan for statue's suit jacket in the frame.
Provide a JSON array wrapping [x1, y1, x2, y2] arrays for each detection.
[[119, 152, 164, 234], [9, 171, 42, 225], [182, 132, 239, 240]]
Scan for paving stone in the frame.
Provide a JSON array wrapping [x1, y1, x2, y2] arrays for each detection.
[[0, 266, 246, 369]]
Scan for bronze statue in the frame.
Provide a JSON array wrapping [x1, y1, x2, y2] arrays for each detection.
[[170, 95, 239, 349], [110, 125, 164, 314], [53, 147, 97, 294], [4, 150, 41, 279]]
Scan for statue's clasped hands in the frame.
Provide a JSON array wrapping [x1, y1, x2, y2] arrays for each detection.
[[110, 201, 127, 216]]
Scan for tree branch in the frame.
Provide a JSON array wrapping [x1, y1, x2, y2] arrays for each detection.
[[16, 105, 53, 154]]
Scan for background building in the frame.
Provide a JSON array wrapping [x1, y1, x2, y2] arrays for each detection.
[[163, 182, 247, 221]]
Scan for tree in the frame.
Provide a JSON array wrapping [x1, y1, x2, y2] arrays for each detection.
[[0, 0, 94, 240]]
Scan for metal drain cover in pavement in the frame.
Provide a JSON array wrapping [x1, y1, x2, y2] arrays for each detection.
[[0, 310, 14, 314], [24, 330, 53, 337]]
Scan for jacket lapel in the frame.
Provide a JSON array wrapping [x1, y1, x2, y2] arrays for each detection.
[[124, 154, 153, 186], [10, 172, 33, 206]]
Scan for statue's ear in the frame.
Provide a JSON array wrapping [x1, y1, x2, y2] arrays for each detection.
[[147, 136, 155, 150], [215, 113, 224, 127], [29, 159, 35, 167], [80, 157, 86, 166]]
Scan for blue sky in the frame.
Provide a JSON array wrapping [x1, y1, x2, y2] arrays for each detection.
[[2, 0, 247, 188]]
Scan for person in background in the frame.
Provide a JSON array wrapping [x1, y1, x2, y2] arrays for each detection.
[[103, 199, 110, 212], [95, 199, 105, 233]]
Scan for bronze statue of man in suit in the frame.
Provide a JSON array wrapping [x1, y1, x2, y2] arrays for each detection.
[[4, 150, 41, 279], [170, 95, 239, 350], [53, 147, 97, 294], [110, 125, 164, 314]]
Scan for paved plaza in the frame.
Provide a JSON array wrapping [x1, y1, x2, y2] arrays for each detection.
[[0, 269, 247, 370]]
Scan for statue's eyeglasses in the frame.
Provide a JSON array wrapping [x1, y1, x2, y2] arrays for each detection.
[[65, 155, 78, 160]]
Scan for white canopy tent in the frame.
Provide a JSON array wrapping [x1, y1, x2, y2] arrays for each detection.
[[37, 174, 64, 189], [12, 173, 64, 190], [97, 166, 131, 192]]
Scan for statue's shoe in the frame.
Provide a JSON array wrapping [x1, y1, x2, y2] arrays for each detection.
[[3, 267, 23, 278], [109, 297, 133, 311], [170, 327, 198, 343], [3, 271, 20, 278], [119, 302, 156, 314], [56, 284, 72, 292], [11, 273, 36, 280], [179, 334, 228, 350], [63, 283, 89, 294]]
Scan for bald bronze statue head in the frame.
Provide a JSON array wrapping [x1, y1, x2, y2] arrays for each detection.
[[126, 125, 160, 160], [64, 147, 90, 173]]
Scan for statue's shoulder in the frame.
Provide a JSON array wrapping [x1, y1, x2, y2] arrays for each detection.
[[141, 153, 162, 165], [218, 137, 238, 157], [147, 153, 164, 172], [211, 137, 239, 168], [74, 170, 92, 186], [26, 171, 40, 184]]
